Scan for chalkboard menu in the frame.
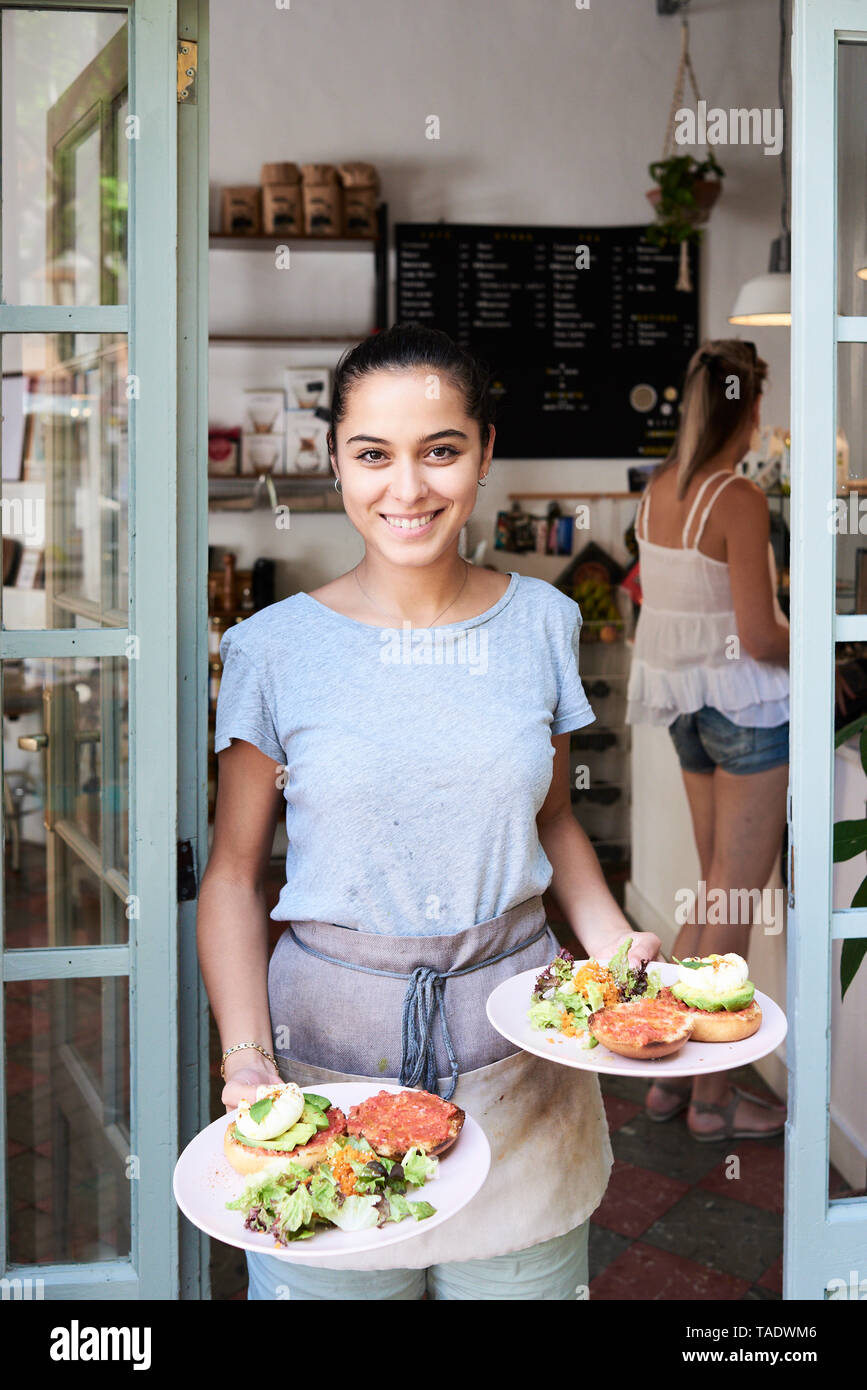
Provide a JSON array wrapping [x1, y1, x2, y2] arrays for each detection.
[[395, 222, 699, 459]]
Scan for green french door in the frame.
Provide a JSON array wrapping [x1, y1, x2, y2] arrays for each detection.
[[0, 0, 209, 1299]]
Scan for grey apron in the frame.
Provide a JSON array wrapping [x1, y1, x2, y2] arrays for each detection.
[[266, 893, 613, 1270]]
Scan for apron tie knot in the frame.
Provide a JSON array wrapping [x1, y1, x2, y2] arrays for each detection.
[[399, 965, 459, 1101], [285, 919, 548, 1101]]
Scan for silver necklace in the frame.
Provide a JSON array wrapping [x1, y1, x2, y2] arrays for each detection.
[[352, 557, 470, 628]]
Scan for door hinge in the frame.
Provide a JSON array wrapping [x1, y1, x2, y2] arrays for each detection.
[[178, 838, 198, 901], [177, 38, 198, 104], [786, 786, 794, 909]]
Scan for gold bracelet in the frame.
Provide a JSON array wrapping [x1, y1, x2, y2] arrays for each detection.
[[220, 1041, 279, 1081]]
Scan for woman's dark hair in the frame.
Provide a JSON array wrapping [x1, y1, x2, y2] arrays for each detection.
[[662, 338, 768, 499], [327, 322, 494, 458]]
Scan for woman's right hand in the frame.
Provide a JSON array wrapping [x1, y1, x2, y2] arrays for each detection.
[[221, 1056, 284, 1113]]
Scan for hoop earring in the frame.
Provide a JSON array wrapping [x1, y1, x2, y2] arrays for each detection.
[[334, 477, 342, 493]]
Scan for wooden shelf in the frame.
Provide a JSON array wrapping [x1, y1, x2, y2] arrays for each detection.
[[209, 234, 377, 252], [209, 333, 367, 347], [209, 473, 335, 494], [507, 491, 643, 501]]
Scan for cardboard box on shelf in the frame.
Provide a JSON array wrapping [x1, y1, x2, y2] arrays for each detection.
[[300, 164, 342, 237], [285, 410, 330, 473], [221, 186, 261, 236], [243, 389, 286, 435], [283, 367, 331, 410], [262, 184, 303, 237], [240, 432, 285, 476], [336, 162, 380, 238], [260, 162, 300, 186]]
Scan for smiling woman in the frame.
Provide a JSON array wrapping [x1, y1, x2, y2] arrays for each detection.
[[313, 323, 499, 626], [196, 322, 662, 1301]]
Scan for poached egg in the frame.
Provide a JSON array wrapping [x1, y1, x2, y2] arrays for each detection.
[[677, 953, 749, 1000], [234, 1081, 305, 1142]]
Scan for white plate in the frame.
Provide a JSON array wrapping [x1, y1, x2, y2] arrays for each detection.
[[173, 1081, 491, 1261], [486, 961, 787, 1078]]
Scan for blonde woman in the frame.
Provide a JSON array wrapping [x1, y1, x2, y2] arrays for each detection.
[[626, 339, 789, 1141]]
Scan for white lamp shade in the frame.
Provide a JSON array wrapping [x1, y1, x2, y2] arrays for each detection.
[[728, 272, 791, 326], [857, 263, 867, 280]]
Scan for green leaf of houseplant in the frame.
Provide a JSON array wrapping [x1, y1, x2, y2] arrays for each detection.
[[841, 938, 867, 1000], [834, 711, 867, 749], [832, 819, 867, 861]]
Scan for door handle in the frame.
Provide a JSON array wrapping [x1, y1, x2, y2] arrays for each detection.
[[18, 733, 49, 752], [17, 730, 99, 751]]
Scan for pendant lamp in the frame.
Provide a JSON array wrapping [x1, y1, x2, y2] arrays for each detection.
[[728, 0, 791, 326]]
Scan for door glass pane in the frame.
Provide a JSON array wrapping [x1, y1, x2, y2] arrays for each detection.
[[835, 343, 867, 614], [0, 8, 128, 306], [1, 333, 129, 630], [831, 642, 867, 1205], [837, 40, 867, 316], [5, 975, 130, 1263], [2, 656, 129, 948]]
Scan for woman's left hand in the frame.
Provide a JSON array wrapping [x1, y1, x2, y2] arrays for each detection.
[[613, 930, 663, 968]]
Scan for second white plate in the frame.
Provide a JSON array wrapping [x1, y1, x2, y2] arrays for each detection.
[[486, 961, 787, 1078]]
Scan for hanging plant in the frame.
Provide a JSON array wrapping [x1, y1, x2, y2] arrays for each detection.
[[646, 20, 724, 291]]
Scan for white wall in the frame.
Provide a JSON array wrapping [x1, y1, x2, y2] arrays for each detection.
[[209, 0, 792, 591]]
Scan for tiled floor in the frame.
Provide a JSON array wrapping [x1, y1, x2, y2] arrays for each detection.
[[590, 1067, 859, 1301]]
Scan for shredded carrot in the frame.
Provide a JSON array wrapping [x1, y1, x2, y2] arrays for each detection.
[[572, 962, 620, 1008], [329, 1145, 370, 1196]]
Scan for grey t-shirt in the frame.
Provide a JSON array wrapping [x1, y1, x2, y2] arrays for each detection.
[[214, 570, 595, 935]]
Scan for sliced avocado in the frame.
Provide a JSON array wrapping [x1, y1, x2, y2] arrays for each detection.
[[233, 1119, 317, 1151], [303, 1092, 331, 1112], [671, 979, 755, 1012]]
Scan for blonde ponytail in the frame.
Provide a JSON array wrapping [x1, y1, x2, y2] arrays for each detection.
[[665, 339, 768, 500]]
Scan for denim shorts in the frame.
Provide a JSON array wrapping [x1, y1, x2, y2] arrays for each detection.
[[668, 706, 789, 776], [244, 1219, 590, 1301]]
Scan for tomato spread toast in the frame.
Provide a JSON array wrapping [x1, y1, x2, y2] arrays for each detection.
[[347, 1088, 464, 1158], [587, 995, 695, 1060], [224, 1085, 461, 1246], [528, 938, 664, 1048]]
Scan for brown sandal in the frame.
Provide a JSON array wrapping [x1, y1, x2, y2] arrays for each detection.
[[687, 1084, 786, 1142], [645, 1079, 692, 1123]]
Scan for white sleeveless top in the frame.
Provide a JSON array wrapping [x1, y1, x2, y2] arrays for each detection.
[[625, 470, 789, 729]]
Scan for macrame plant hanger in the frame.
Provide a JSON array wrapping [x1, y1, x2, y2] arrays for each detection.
[[661, 20, 703, 293]]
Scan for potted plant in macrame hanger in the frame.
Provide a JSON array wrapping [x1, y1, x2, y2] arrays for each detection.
[[646, 19, 724, 292]]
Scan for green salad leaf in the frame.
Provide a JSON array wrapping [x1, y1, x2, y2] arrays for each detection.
[[402, 1147, 439, 1187], [528, 998, 565, 1030], [326, 1194, 381, 1232]]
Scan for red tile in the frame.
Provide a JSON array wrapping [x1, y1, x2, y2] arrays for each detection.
[[5, 1060, 50, 1096], [591, 1240, 751, 1300], [591, 1159, 690, 1238], [603, 1093, 641, 1132], [698, 1145, 784, 1214], [757, 1252, 783, 1294]]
